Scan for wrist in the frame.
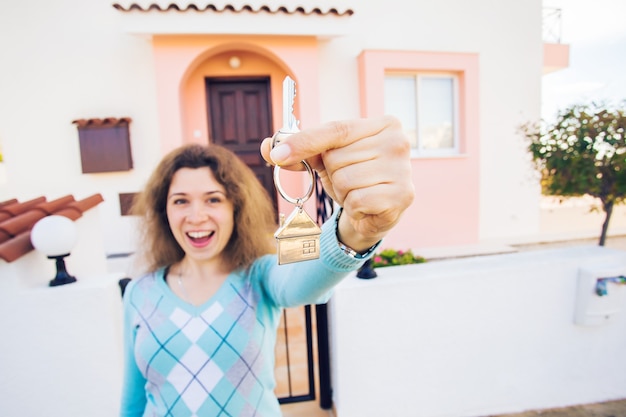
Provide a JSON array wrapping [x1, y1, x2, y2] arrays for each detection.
[[335, 207, 381, 258]]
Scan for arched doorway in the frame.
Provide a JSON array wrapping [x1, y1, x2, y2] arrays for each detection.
[[181, 48, 294, 214]]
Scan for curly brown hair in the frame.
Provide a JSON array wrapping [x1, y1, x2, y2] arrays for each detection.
[[131, 144, 277, 272]]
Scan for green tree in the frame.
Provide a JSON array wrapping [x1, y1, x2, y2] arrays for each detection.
[[521, 102, 626, 246]]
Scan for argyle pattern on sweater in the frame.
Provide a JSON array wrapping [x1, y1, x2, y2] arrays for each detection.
[[127, 272, 276, 417]]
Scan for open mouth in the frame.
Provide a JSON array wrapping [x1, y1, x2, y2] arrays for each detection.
[[186, 230, 214, 245]]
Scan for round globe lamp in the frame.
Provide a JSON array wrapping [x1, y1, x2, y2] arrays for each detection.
[[31, 215, 78, 287]]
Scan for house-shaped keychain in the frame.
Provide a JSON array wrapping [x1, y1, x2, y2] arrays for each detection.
[[274, 206, 322, 265]]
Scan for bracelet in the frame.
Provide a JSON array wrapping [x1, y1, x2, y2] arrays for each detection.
[[335, 208, 380, 259]]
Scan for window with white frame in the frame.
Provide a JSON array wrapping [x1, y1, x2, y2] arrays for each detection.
[[384, 73, 459, 157]]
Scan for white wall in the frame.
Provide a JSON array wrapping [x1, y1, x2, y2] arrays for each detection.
[[0, 0, 160, 255], [0, 202, 124, 416], [0, 275, 125, 417], [330, 246, 626, 417]]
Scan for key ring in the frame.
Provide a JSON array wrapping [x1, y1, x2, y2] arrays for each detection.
[[273, 162, 315, 207], [271, 76, 322, 265]]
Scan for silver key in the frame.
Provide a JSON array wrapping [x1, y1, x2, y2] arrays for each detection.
[[272, 76, 299, 149], [271, 76, 321, 265], [282, 75, 297, 131]]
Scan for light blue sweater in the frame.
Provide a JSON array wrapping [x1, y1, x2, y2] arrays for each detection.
[[120, 211, 375, 417]]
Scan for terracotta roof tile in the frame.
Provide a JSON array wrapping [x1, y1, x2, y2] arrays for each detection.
[[0, 193, 105, 263], [0, 199, 18, 208], [53, 207, 83, 221], [0, 197, 47, 217], [112, 3, 354, 16], [69, 193, 105, 212], [0, 232, 34, 263], [35, 195, 76, 215], [0, 211, 47, 243]]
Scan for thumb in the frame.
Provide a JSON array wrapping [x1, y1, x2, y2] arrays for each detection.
[[269, 117, 390, 166]]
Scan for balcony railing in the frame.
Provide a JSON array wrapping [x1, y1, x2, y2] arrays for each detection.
[[543, 7, 563, 43]]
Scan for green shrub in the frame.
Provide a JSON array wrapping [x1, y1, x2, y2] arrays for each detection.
[[371, 249, 426, 268]]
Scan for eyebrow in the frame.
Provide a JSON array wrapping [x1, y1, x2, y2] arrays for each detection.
[[168, 190, 227, 198]]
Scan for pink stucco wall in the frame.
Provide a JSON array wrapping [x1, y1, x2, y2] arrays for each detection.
[[358, 50, 481, 248], [151, 39, 481, 250], [152, 35, 321, 216]]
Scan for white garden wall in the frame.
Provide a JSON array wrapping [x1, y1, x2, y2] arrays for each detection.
[[330, 246, 626, 417]]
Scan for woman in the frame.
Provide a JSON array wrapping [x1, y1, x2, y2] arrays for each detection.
[[120, 116, 414, 417]]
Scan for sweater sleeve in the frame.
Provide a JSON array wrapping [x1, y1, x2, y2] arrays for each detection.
[[119, 279, 148, 417], [261, 208, 381, 307]]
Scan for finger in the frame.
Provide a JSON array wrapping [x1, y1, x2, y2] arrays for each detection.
[[343, 181, 415, 218], [342, 182, 415, 237], [260, 137, 273, 163], [324, 129, 412, 201], [269, 115, 400, 166], [327, 152, 394, 203], [334, 154, 414, 208], [260, 136, 307, 171]]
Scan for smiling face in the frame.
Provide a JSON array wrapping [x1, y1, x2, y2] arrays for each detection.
[[166, 167, 235, 266]]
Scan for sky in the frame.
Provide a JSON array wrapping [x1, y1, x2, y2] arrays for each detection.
[[541, 0, 626, 121]]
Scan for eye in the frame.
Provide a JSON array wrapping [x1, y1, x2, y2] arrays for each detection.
[[208, 196, 223, 204], [171, 197, 188, 205]]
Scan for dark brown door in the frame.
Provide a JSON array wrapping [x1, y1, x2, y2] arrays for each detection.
[[205, 77, 277, 211]]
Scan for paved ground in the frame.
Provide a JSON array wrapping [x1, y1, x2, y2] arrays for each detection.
[[488, 398, 626, 417]]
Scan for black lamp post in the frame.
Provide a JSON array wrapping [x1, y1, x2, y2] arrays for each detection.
[[356, 258, 378, 279], [46, 253, 77, 286]]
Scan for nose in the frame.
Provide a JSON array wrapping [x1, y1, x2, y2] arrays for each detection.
[[186, 201, 209, 223]]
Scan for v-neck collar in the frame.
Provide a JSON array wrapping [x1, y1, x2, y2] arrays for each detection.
[[157, 267, 238, 315]]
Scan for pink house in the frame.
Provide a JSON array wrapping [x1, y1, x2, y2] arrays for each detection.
[[0, 0, 569, 259]]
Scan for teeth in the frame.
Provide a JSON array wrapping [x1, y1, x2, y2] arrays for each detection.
[[187, 231, 211, 239]]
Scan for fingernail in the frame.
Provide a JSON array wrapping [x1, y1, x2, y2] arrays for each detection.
[[270, 144, 291, 164]]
